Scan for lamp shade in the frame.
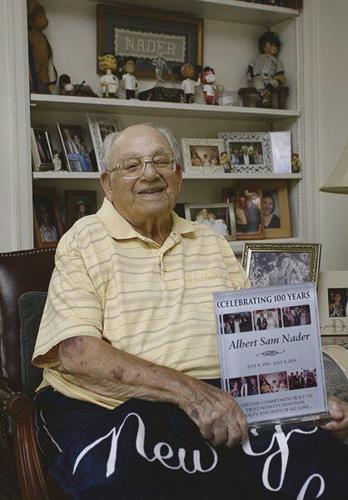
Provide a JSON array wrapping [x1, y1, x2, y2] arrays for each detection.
[[320, 140, 348, 194]]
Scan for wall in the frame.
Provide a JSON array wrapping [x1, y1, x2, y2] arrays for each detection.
[[316, 0, 348, 270]]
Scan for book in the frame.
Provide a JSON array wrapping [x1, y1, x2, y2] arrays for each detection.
[[213, 282, 327, 427]]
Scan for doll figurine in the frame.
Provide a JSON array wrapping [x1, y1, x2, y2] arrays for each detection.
[[200, 66, 217, 105], [180, 63, 200, 104], [98, 54, 119, 98], [121, 57, 138, 99], [27, 0, 58, 94], [247, 31, 286, 106]]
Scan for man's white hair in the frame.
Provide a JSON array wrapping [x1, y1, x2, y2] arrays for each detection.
[[103, 124, 182, 173]]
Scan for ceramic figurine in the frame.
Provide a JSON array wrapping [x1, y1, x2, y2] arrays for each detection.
[[180, 63, 200, 104], [98, 54, 119, 98], [200, 66, 217, 105], [52, 151, 62, 171], [27, 0, 58, 94], [246, 31, 285, 106], [152, 52, 171, 85], [121, 57, 138, 99]]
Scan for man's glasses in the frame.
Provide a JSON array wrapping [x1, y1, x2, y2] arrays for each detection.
[[110, 154, 176, 179]]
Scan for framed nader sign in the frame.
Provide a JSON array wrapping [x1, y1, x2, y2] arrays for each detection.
[[97, 3, 203, 80]]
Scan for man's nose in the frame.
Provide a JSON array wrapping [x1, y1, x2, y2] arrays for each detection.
[[142, 161, 160, 179]]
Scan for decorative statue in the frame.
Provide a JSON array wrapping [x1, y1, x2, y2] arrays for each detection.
[[246, 30, 285, 106], [52, 151, 62, 171], [98, 54, 119, 98], [27, 0, 58, 94], [180, 63, 200, 104], [121, 57, 138, 99], [200, 66, 217, 105], [152, 52, 172, 85]]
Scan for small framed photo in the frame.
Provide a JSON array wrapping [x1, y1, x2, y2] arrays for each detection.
[[218, 132, 273, 173], [241, 243, 322, 287], [185, 203, 236, 241], [181, 139, 226, 175], [318, 271, 348, 336], [57, 124, 96, 173], [87, 114, 120, 172], [64, 190, 98, 230], [33, 188, 64, 248], [222, 188, 264, 240], [31, 127, 53, 171], [270, 131, 292, 174]]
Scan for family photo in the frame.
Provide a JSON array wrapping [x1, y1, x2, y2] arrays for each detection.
[[185, 204, 236, 240], [282, 305, 311, 327], [228, 141, 264, 166], [222, 312, 253, 333], [189, 145, 221, 167], [259, 371, 289, 394], [229, 375, 259, 398], [58, 124, 95, 172], [288, 368, 317, 390], [328, 288, 348, 317]]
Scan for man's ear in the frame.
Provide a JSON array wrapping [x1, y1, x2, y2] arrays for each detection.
[[100, 171, 113, 201]]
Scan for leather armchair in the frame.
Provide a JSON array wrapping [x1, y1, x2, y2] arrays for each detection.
[[0, 248, 63, 500]]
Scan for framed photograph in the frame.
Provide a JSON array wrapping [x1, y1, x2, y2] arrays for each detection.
[[218, 132, 273, 174], [223, 181, 291, 239], [181, 139, 226, 175], [33, 188, 64, 248], [57, 124, 96, 173], [87, 114, 121, 172], [64, 190, 98, 230], [31, 127, 53, 171], [222, 188, 264, 240], [270, 131, 292, 174], [185, 203, 236, 241], [97, 3, 203, 81], [241, 243, 322, 287], [318, 271, 348, 336]]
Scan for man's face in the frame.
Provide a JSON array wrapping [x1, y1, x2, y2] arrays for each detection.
[[101, 126, 182, 224], [241, 145, 248, 155]]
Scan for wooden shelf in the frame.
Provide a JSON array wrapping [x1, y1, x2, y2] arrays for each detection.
[[80, 0, 299, 25], [31, 94, 300, 121]]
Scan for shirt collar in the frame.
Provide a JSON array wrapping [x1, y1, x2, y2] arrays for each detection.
[[96, 198, 197, 240]]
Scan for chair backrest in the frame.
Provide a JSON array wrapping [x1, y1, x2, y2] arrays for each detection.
[[0, 248, 55, 392]]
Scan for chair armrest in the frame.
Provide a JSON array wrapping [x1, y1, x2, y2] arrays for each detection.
[[0, 377, 49, 500]]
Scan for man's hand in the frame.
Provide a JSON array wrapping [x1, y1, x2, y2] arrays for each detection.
[[180, 378, 248, 448], [322, 395, 348, 441]]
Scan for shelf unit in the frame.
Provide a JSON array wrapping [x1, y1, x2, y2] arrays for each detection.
[[28, 0, 305, 253]]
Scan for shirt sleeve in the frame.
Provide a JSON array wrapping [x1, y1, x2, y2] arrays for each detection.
[[32, 234, 103, 368], [217, 236, 251, 289]]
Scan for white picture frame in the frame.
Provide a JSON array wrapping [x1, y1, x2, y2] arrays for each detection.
[[181, 138, 227, 175], [218, 131, 273, 174], [31, 127, 54, 171], [270, 131, 292, 174], [87, 114, 121, 172], [318, 271, 348, 336], [184, 203, 236, 241]]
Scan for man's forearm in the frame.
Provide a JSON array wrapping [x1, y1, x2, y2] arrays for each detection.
[[58, 335, 190, 405]]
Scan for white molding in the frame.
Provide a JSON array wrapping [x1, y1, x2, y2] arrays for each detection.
[[301, 0, 321, 243], [0, 0, 32, 251]]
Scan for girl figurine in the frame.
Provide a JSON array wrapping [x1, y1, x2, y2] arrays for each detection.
[[121, 57, 138, 99], [180, 63, 200, 104], [200, 66, 217, 105], [98, 54, 119, 98], [247, 31, 285, 106]]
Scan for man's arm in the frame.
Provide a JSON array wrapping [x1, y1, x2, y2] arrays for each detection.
[[59, 335, 248, 448]]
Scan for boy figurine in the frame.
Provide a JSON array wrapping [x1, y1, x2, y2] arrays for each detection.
[[98, 54, 119, 98], [247, 31, 285, 106], [180, 63, 200, 104], [122, 57, 138, 99]]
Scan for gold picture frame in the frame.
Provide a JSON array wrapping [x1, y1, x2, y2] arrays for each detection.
[[33, 188, 64, 248], [241, 242, 322, 288]]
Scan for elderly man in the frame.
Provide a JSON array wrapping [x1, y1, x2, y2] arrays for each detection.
[[33, 125, 348, 499]]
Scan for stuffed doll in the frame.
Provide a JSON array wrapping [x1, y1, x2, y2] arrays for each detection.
[[98, 54, 119, 98], [200, 66, 217, 105], [246, 31, 286, 106], [27, 0, 58, 94]]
